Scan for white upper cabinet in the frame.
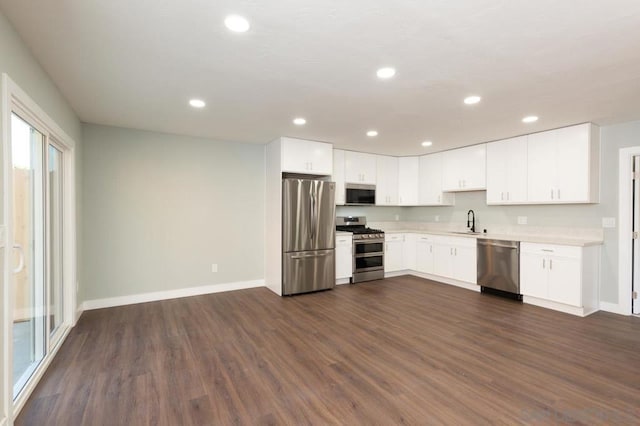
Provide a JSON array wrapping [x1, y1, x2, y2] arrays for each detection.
[[333, 149, 346, 205], [486, 136, 528, 204], [527, 123, 599, 204], [345, 151, 377, 184], [376, 155, 399, 205], [281, 137, 333, 175], [398, 157, 419, 205], [418, 153, 454, 206], [442, 144, 486, 191]]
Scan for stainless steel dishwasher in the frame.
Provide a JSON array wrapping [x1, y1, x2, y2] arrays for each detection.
[[477, 239, 521, 299]]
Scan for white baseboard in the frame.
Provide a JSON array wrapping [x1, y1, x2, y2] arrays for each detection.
[[409, 271, 481, 292], [599, 301, 629, 316], [336, 278, 351, 285], [75, 304, 84, 323], [82, 279, 265, 311]]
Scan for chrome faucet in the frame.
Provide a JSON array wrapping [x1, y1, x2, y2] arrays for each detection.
[[467, 210, 475, 233]]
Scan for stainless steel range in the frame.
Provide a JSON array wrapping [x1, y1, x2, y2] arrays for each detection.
[[336, 216, 385, 283]]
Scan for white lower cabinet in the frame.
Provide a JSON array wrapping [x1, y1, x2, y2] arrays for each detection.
[[432, 236, 477, 284], [415, 235, 435, 274], [385, 234, 404, 272], [402, 233, 417, 270], [336, 234, 353, 281], [520, 242, 598, 315]]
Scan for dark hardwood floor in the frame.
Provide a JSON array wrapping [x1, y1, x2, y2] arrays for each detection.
[[17, 276, 640, 425]]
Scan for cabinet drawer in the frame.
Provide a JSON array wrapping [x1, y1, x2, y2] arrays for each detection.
[[385, 234, 404, 242], [521, 242, 581, 259], [447, 235, 477, 248], [336, 236, 353, 246]]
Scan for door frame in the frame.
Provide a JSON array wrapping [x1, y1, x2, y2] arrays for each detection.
[[618, 146, 640, 315], [1, 73, 77, 422]]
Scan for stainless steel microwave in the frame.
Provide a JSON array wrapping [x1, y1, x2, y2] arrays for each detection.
[[345, 183, 376, 205]]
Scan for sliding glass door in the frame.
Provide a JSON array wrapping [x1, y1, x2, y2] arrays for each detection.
[[11, 113, 45, 399], [10, 112, 66, 400]]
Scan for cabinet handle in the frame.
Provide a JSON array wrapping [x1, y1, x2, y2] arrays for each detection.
[[463, 180, 466, 188], [549, 259, 553, 270], [542, 259, 545, 269], [437, 195, 441, 203], [430, 245, 432, 253], [541, 249, 554, 252], [310, 162, 313, 171], [507, 192, 510, 201], [501, 192, 504, 201], [450, 248, 453, 255], [550, 189, 554, 200], [557, 189, 560, 200], [454, 247, 457, 256]]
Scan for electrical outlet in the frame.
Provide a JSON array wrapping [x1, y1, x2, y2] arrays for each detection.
[[394, 214, 399, 221], [517, 216, 528, 225], [211, 263, 218, 273], [435, 215, 440, 222], [602, 217, 616, 228]]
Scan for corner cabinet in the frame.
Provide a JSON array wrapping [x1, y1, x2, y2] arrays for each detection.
[[442, 144, 486, 192], [281, 137, 333, 175], [520, 242, 599, 316], [486, 136, 528, 204], [419, 153, 454, 206], [398, 157, 419, 205], [526, 123, 599, 204]]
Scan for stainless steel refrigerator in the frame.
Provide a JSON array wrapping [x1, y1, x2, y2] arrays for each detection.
[[282, 178, 336, 295]]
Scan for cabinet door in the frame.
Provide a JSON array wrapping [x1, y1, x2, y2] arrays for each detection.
[[415, 236, 434, 274], [463, 144, 486, 190], [345, 151, 377, 184], [520, 252, 548, 298], [402, 233, 417, 270], [527, 130, 557, 202], [486, 140, 509, 204], [398, 157, 419, 205], [376, 155, 399, 205], [419, 153, 453, 205], [506, 136, 528, 203], [282, 138, 332, 175], [441, 149, 461, 191], [433, 243, 453, 279], [555, 124, 590, 202], [547, 256, 582, 306], [385, 238, 404, 272], [452, 244, 477, 284], [333, 150, 346, 205], [336, 236, 353, 279], [487, 137, 527, 204]]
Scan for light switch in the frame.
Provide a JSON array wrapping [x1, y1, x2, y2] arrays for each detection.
[[517, 216, 528, 225], [602, 217, 616, 228]]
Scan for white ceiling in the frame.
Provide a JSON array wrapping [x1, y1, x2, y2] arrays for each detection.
[[2, 0, 640, 155]]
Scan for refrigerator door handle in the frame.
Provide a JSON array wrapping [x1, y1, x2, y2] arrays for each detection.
[[309, 184, 315, 241]]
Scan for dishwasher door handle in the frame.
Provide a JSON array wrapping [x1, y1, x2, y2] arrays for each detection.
[[478, 241, 519, 249]]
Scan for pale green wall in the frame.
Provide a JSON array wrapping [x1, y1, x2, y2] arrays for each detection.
[[81, 124, 265, 302]]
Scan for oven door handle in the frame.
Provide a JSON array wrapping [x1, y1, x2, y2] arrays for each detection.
[[354, 252, 384, 258]]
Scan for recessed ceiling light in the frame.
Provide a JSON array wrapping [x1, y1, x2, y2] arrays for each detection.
[[522, 115, 539, 123], [189, 99, 206, 108], [367, 130, 378, 137], [421, 141, 433, 147], [293, 117, 306, 125], [464, 95, 481, 105], [224, 15, 250, 33], [376, 67, 396, 79]]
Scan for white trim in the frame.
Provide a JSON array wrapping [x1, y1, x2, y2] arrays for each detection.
[[336, 278, 351, 285], [2, 73, 78, 424], [82, 280, 265, 311], [523, 295, 597, 317], [408, 271, 481, 292], [599, 301, 628, 316], [12, 326, 70, 419], [618, 146, 640, 316]]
